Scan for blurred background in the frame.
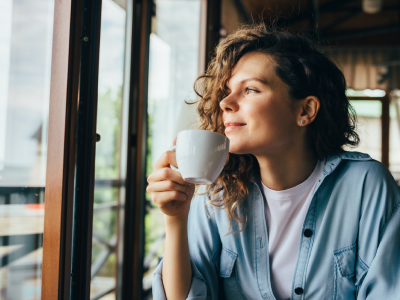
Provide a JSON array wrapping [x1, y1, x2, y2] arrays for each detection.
[[0, 0, 400, 299]]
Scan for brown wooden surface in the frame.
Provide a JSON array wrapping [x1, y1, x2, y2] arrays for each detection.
[[205, 0, 221, 69], [41, 0, 82, 299], [221, 0, 249, 34], [347, 96, 386, 101], [240, 0, 400, 46]]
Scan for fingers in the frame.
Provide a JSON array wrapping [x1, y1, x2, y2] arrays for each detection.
[[148, 167, 187, 186], [151, 191, 189, 208], [173, 137, 177, 146], [153, 150, 178, 171], [147, 180, 191, 196]]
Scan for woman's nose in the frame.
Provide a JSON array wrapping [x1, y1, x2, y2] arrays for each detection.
[[220, 93, 239, 113]]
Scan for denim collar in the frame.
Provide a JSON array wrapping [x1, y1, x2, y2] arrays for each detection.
[[250, 150, 372, 186]]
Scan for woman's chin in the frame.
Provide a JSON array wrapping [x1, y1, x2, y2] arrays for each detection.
[[228, 145, 250, 155]]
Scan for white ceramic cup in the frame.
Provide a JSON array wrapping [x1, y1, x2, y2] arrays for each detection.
[[171, 130, 230, 185]]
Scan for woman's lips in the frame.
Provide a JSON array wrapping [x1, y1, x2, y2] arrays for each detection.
[[224, 122, 246, 133]]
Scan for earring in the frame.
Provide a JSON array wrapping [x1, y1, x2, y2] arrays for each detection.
[[300, 120, 305, 124]]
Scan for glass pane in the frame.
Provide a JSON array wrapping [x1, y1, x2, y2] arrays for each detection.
[[144, 0, 203, 296], [0, 0, 54, 299], [90, 0, 126, 298], [348, 100, 382, 161], [346, 88, 386, 97]]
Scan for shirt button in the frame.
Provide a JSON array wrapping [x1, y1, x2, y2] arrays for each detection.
[[303, 229, 313, 237], [295, 287, 304, 295]]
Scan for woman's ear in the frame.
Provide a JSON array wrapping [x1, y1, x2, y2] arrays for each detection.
[[297, 96, 320, 126]]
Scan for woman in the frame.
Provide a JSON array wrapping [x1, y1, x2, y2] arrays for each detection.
[[147, 24, 400, 300]]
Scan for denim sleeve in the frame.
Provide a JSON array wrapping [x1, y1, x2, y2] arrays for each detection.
[[356, 162, 400, 299], [152, 189, 222, 300]]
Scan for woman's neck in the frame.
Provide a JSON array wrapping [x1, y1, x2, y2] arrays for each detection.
[[255, 144, 318, 191]]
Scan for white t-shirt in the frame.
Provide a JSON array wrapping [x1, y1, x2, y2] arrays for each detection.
[[261, 159, 325, 300]]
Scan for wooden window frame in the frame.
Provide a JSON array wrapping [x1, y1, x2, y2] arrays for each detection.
[[42, 0, 221, 298], [41, 0, 103, 298], [42, 0, 153, 299], [42, 0, 82, 298]]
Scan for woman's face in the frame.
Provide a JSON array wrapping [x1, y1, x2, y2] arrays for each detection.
[[221, 52, 302, 156]]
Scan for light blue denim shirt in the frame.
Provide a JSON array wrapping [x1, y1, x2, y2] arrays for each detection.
[[152, 151, 400, 300]]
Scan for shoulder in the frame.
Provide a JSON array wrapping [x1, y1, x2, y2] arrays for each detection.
[[332, 151, 400, 230], [332, 151, 394, 183], [333, 150, 399, 197]]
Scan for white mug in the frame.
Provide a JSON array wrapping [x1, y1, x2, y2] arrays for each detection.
[[171, 130, 229, 185]]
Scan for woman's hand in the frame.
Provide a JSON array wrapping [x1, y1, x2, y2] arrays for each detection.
[[146, 141, 195, 220]]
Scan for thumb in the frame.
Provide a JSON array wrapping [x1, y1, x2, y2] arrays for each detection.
[[173, 137, 177, 146]]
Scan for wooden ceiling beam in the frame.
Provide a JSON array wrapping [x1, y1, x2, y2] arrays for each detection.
[[276, 0, 359, 27], [322, 5, 399, 12], [326, 24, 400, 41], [322, 9, 361, 33], [319, 0, 359, 12]]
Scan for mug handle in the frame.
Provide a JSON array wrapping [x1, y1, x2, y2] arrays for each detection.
[[170, 146, 180, 172]]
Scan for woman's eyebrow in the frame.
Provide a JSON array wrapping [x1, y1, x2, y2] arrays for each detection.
[[239, 77, 269, 85], [226, 77, 269, 89]]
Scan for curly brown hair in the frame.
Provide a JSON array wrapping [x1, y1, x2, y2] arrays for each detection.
[[192, 23, 359, 232]]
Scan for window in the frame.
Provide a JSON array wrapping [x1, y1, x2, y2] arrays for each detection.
[[349, 100, 382, 161], [0, 0, 55, 299], [143, 0, 204, 296], [91, 0, 128, 298], [346, 89, 400, 180]]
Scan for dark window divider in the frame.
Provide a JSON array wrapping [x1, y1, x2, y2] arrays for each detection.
[[69, 0, 103, 299], [118, 0, 152, 299]]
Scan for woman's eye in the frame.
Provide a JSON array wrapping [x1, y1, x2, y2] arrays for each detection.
[[246, 88, 258, 94]]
